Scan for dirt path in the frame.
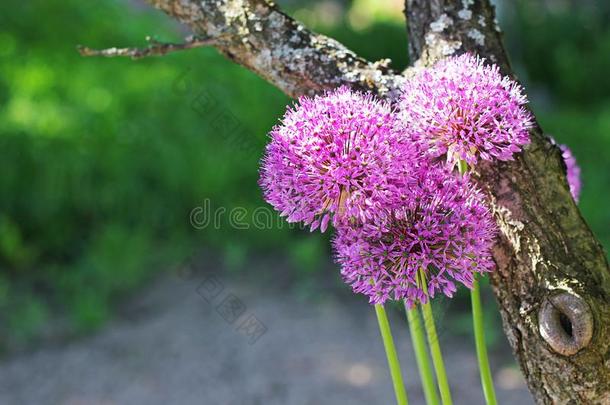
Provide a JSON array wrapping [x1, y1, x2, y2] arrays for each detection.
[[0, 263, 533, 405]]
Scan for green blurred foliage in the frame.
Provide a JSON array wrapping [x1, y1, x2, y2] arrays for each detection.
[[0, 0, 296, 349], [501, 0, 610, 252], [0, 0, 608, 349]]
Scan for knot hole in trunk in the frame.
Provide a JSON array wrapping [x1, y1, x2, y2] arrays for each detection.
[[538, 291, 593, 356]]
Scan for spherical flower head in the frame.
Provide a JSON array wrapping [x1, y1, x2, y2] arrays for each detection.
[[260, 86, 417, 232], [559, 144, 581, 202], [399, 53, 533, 167], [333, 164, 497, 306]]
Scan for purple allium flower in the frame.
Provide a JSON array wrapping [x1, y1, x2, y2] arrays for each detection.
[[399, 54, 533, 167], [260, 86, 417, 232], [333, 164, 497, 306], [559, 144, 581, 202]]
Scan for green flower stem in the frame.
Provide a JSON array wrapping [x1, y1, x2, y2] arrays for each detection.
[[405, 303, 440, 405], [471, 276, 498, 405], [375, 304, 409, 405], [418, 270, 453, 405]]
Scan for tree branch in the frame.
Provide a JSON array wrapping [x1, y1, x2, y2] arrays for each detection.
[[142, 0, 405, 98], [404, 1, 610, 403], [77, 35, 214, 60]]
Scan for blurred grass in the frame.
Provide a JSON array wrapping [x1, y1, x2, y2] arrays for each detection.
[[0, 0, 608, 350]]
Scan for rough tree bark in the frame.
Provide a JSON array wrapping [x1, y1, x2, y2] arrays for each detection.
[[94, 0, 609, 403], [402, 2, 610, 404], [141, 0, 408, 98]]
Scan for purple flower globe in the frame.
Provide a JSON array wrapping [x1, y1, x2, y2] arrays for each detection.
[[333, 164, 497, 306], [399, 54, 533, 167], [559, 144, 582, 202], [260, 87, 417, 232]]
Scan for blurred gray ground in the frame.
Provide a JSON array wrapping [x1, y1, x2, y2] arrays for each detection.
[[0, 264, 533, 405]]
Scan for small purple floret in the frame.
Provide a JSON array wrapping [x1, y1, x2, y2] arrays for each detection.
[[559, 144, 581, 202]]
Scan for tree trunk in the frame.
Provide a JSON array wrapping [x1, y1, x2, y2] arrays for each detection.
[[106, 0, 610, 402], [403, 2, 610, 403]]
